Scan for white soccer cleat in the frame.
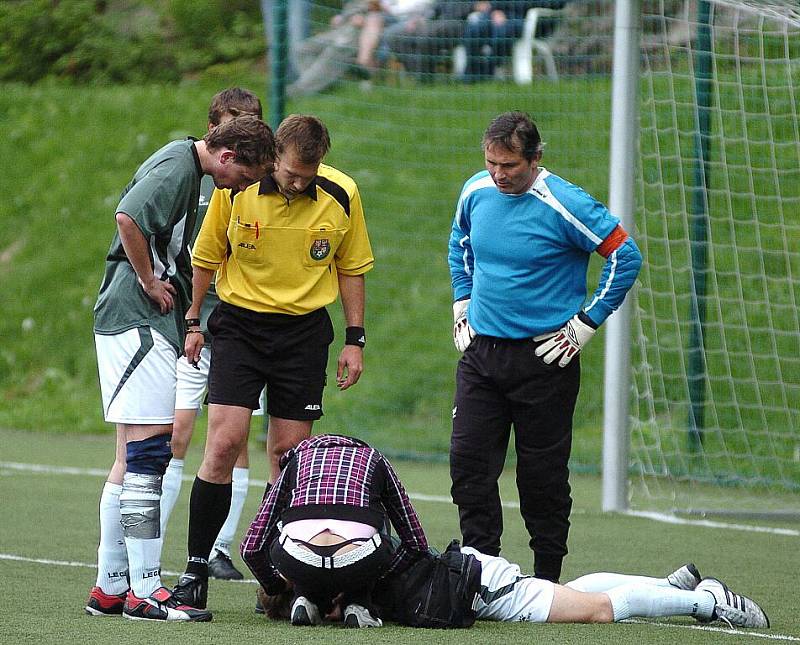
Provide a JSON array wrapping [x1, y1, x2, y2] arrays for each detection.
[[343, 603, 383, 628], [290, 596, 323, 626], [696, 577, 770, 629], [667, 563, 701, 590]]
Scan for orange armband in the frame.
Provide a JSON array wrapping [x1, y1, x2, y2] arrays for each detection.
[[596, 225, 629, 258]]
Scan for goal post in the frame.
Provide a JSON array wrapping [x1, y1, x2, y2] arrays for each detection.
[[620, 0, 800, 518], [602, 0, 640, 513]]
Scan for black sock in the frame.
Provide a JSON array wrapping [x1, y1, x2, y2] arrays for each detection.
[[186, 477, 232, 577]]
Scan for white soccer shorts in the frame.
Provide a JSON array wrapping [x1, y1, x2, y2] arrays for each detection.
[[175, 346, 264, 415], [175, 345, 212, 411], [95, 327, 177, 424], [462, 547, 555, 623]]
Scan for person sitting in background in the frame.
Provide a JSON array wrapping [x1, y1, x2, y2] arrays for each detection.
[[362, 0, 435, 76], [288, 0, 378, 96], [288, 0, 432, 96], [461, 1, 566, 81], [383, 0, 474, 80]]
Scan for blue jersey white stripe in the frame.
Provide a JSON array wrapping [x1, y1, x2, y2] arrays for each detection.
[[585, 248, 617, 314], [448, 168, 642, 338]]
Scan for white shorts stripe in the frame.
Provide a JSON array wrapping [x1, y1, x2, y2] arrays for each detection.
[[95, 327, 177, 425], [463, 547, 555, 623]]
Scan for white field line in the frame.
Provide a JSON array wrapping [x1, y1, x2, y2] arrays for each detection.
[[0, 553, 256, 584], [0, 554, 795, 641], [4, 461, 799, 534], [0, 460, 522, 509], [625, 619, 800, 641], [2, 461, 797, 641], [624, 510, 800, 537]]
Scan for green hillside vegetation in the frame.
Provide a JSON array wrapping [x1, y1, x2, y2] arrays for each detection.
[[0, 78, 614, 466]]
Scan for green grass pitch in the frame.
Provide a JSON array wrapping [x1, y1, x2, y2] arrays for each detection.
[[1, 427, 796, 644]]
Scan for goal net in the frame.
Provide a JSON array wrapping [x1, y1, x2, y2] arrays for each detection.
[[631, 0, 800, 517]]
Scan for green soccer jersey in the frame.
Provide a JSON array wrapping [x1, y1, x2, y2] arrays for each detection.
[[94, 139, 203, 352], [195, 174, 220, 342]]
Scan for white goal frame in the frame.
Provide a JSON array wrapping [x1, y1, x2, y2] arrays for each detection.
[[602, 0, 800, 518]]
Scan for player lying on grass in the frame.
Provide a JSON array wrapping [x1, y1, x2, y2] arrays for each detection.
[[257, 542, 769, 630], [245, 436, 769, 630]]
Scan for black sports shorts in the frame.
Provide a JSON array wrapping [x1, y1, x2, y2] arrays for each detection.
[[207, 301, 334, 420]]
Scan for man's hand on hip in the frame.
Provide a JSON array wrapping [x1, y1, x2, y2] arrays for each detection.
[[139, 276, 177, 314], [534, 313, 596, 368], [453, 299, 475, 352]]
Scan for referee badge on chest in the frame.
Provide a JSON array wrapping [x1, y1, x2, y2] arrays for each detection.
[[310, 238, 331, 261]]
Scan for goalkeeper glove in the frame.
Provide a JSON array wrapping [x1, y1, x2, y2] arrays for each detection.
[[534, 313, 596, 367], [453, 299, 476, 352]]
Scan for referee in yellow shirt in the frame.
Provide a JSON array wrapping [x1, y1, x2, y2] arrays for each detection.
[[174, 115, 374, 613]]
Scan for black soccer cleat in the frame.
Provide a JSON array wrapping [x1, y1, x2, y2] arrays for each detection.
[[172, 572, 209, 610], [208, 550, 244, 581]]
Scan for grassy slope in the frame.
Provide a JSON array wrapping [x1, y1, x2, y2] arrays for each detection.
[[0, 77, 613, 465]]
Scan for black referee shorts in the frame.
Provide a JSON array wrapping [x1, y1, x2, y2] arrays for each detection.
[[207, 302, 334, 420]]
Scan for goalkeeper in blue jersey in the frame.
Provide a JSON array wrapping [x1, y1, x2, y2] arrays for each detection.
[[447, 111, 643, 583]]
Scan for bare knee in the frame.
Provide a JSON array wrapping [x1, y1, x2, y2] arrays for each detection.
[[170, 410, 196, 458], [269, 436, 296, 462], [266, 419, 311, 482], [592, 595, 615, 623], [201, 429, 248, 481], [548, 586, 614, 624]]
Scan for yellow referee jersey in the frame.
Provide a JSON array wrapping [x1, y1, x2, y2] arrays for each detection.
[[192, 163, 374, 315]]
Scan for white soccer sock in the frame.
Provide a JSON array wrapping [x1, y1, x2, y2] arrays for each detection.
[[159, 458, 184, 536], [120, 472, 164, 598], [213, 466, 249, 556], [605, 583, 716, 622], [566, 572, 672, 593], [95, 482, 129, 594]]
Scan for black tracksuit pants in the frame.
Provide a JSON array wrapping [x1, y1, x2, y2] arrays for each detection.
[[450, 334, 580, 582]]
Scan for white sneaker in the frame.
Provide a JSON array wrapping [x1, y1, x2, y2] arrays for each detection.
[[290, 596, 322, 626], [696, 578, 770, 628], [667, 563, 701, 590], [343, 603, 383, 628]]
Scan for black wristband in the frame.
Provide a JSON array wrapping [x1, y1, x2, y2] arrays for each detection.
[[345, 326, 366, 348], [184, 318, 200, 331], [577, 310, 598, 329]]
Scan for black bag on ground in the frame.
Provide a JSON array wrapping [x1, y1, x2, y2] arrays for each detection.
[[374, 539, 482, 629]]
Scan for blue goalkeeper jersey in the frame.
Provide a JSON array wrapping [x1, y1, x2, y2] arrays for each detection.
[[448, 168, 642, 339]]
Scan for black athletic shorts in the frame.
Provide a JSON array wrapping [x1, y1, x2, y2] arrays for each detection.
[[270, 533, 391, 608], [207, 301, 334, 420]]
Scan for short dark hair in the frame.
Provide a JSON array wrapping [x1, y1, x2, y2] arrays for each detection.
[[204, 115, 276, 169], [482, 111, 543, 161], [276, 114, 331, 165], [208, 87, 263, 126]]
